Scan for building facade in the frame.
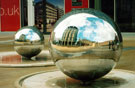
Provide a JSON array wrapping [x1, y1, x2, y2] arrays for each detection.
[[34, 1, 64, 33]]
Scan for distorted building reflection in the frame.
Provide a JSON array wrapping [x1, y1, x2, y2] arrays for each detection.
[[53, 26, 96, 47], [61, 26, 78, 46], [52, 27, 119, 52], [19, 34, 26, 42], [52, 26, 78, 46]]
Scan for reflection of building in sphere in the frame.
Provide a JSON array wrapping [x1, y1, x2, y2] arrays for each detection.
[[61, 26, 78, 46], [78, 39, 95, 46], [19, 34, 26, 42]]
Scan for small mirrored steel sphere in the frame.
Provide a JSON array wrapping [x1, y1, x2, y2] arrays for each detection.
[[49, 9, 123, 81], [14, 26, 44, 58]]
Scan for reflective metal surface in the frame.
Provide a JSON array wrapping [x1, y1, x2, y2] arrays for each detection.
[[49, 9, 123, 81], [14, 26, 44, 58]]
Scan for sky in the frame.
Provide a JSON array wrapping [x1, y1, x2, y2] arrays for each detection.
[[15, 29, 40, 41], [34, 0, 64, 9]]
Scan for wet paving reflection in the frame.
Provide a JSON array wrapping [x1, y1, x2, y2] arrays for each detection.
[[0, 50, 53, 66]]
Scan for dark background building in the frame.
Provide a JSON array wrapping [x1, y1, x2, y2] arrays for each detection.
[[101, 0, 135, 32]]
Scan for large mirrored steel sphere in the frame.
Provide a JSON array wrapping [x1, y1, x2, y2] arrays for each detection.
[[49, 9, 123, 81], [14, 26, 44, 58]]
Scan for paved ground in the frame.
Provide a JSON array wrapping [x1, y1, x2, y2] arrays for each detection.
[[0, 33, 135, 88], [0, 66, 57, 88]]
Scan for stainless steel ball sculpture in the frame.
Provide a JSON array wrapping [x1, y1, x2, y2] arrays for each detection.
[[14, 26, 44, 59], [49, 9, 123, 82]]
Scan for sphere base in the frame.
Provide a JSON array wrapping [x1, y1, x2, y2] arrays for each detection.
[[15, 69, 135, 88]]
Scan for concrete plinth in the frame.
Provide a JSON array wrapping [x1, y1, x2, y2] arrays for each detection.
[[15, 69, 135, 88]]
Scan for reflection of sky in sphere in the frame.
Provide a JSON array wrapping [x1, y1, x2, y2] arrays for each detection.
[[54, 13, 117, 42], [15, 29, 40, 41]]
